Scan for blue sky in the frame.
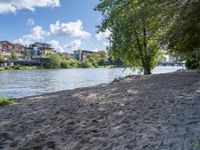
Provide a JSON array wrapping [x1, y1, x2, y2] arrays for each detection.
[[0, 0, 110, 53]]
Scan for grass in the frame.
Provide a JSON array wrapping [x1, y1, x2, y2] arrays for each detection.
[[0, 97, 15, 106], [0, 67, 5, 71], [18, 66, 37, 70]]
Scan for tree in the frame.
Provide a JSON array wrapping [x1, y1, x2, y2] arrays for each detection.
[[159, 0, 200, 68], [45, 54, 62, 69], [87, 53, 101, 67], [95, 0, 162, 74], [24, 48, 31, 59], [61, 60, 71, 68], [79, 60, 94, 68], [98, 50, 107, 59], [10, 50, 19, 60]]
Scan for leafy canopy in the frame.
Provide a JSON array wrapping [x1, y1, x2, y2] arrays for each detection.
[[95, 0, 163, 74]]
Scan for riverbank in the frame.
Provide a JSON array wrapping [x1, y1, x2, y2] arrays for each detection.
[[0, 71, 200, 149], [0, 65, 115, 72], [0, 66, 38, 71]]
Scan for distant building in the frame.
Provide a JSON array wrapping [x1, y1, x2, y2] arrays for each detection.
[[29, 42, 54, 57], [157, 51, 182, 66], [157, 55, 167, 64], [13, 44, 26, 58], [0, 41, 25, 60], [0, 41, 14, 59], [73, 50, 96, 61]]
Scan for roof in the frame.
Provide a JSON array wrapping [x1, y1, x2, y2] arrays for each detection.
[[0, 41, 15, 47], [14, 44, 25, 48]]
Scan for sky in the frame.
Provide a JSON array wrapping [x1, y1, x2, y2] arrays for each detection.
[[0, 0, 111, 53]]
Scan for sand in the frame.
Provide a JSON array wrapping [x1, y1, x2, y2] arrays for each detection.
[[0, 70, 200, 150]]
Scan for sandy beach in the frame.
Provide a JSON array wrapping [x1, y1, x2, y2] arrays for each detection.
[[0, 71, 200, 150]]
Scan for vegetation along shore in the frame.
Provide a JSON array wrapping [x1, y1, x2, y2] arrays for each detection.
[[0, 70, 199, 149]]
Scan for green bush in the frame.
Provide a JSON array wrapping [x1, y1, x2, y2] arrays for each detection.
[[185, 59, 200, 69], [61, 60, 71, 68], [45, 54, 62, 69], [6, 66, 15, 70], [0, 97, 15, 106], [79, 60, 94, 68], [0, 67, 5, 71], [10, 50, 19, 60], [19, 66, 37, 70], [69, 59, 79, 68]]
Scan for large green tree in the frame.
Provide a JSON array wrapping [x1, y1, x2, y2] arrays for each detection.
[[95, 0, 163, 74], [160, 0, 200, 68]]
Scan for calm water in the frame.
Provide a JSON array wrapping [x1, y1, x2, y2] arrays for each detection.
[[0, 66, 183, 98]]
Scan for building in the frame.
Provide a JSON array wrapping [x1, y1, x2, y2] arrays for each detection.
[[29, 42, 54, 57], [73, 50, 96, 61], [157, 55, 167, 64], [0, 41, 14, 59], [13, 44, 26, 58], [0, 41, 26, 60]]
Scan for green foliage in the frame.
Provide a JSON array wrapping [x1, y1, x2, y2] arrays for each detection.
[[87, 54, 99, 67], [160, 0, 200, 69], [95, 0, 162, 74], [24, 49, 31, 59], [0, 56, 3, 62], [98, 51, 107, 59], [79, 60, 94, 68], [10, 50, 19, 60], [45, 53, 62, 69], [41, 49, 55, 57], [45, 53, 80, 69], [0, 97, 15, 106], [165, 1, 200, 52], [18, 66, 37, 70], [61, 60, 71, 68], [0, 67, 5, 71]]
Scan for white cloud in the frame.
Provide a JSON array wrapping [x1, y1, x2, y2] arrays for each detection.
[[50, 20, 91, 38], [0, 0, 60, 14], [96, 29, 111, 41], [92, 48, 99, 52], [14, 26, 47, 45], [48, 40, 64, 52], [27, 18, 35, 26], [64, 40, 81, 50]]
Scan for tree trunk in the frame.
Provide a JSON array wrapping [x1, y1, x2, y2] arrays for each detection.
[[144, 66, 152, 75]]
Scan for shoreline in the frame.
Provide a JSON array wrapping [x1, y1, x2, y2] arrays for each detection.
[[0, 71, 200, 149], [0, 65, 118, 72], [0, 65, 183, 72]]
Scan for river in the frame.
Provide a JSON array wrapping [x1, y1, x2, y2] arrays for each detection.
[[0, 66, 183, 98]]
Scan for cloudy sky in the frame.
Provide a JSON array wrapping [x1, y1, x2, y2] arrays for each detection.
[[0, 0, 111, 53]]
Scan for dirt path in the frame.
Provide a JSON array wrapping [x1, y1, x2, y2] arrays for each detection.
[[0, 71, 200, 150]]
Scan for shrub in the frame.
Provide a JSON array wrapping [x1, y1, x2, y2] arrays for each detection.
[[19, 66, 37, 70], [185, 59, 199, 69], [0, 67, 5, 71], [61, 60, 71, 68], [79, 60, 94, 68], [45, 54, 62, 69], [0, 97, 15, 106]]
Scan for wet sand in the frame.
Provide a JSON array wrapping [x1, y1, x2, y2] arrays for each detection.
[[0, 71, 200, 150]]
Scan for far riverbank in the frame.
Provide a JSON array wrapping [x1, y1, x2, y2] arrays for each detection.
[[0, 70, 199, 149]]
